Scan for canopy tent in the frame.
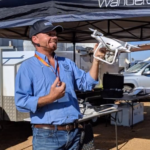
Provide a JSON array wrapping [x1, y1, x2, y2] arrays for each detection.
[[1, 0, 150, 122], [0, 0, 150, 43]]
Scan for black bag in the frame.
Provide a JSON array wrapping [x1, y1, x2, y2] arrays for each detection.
[[80, 123, 95, 150]]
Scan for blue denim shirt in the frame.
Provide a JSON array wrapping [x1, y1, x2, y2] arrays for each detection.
[[15, 51, 99, 125]]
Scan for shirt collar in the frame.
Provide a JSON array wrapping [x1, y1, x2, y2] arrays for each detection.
[[35, 51, 57, 63]]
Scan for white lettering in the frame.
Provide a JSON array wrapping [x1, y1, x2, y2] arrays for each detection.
[[135, 0, 144, 5], [123, 0, 126, 6], [118, 0, 120, 6], [126, 0, 134, 6], [110, 0, 119, 7], [98, 0, 150, 7], [98, 0, 112, 7], [98, 0, 104, 7], [146, 0, 150, 4]]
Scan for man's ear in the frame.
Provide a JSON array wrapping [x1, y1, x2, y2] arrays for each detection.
[[32, 36, 37, 43]]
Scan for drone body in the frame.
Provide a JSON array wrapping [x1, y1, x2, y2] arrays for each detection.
[[90, 28, 139, 64], [95, 36, 131, 52]]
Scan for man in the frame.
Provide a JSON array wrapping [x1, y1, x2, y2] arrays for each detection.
[[15, 20, 105, 150]]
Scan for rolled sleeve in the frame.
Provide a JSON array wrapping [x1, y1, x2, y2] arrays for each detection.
[[25, 96, 39, 113], [15, 64, 38, 113], [15, 93, 39, 113], [70, 60, 99, 91], [86, 72, 99, 87]]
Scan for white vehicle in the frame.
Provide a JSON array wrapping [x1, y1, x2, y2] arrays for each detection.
[[123, 61, 150, 92]]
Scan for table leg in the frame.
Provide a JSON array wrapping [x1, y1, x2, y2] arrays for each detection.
[[114, 119, 118, 150], [131, 102, 133, 129], [111, 113, 118, 150]]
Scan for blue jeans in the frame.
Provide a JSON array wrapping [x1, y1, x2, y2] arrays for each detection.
[[32, 126, 81, 150]]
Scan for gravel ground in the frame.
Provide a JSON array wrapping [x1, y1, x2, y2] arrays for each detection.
[[0, 102, 150, 150]]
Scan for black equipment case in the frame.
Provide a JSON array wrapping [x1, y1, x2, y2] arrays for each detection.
[[102, 73, 124, 98]]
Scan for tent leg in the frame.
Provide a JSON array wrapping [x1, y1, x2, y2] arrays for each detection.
[[73, 32, 76, 62], [0, 49, 3, 121], [73, 43, 75, 62]]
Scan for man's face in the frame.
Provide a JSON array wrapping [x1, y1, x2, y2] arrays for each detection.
[[32, 30, 58, 52]]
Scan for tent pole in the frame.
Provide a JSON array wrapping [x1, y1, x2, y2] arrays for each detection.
[[0, 48, 3, 120], [73, 32, 76, 62], [108, 20, 110, 34], [73, 43, 75, 62]]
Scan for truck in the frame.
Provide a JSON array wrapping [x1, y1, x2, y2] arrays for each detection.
[[123, 61, 150, 92]]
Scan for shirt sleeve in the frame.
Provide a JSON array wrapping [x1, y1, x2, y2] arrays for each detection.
[[15, 63, 39, 113], [70, 60, 99, 91]]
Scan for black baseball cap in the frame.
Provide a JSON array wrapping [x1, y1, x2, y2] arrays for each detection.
[[29, 20, 63, 38]]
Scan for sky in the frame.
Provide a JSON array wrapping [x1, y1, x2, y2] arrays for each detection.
[[129, 41, 150, 62]]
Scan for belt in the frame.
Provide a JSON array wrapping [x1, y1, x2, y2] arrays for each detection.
[[34, 123, 83, 132]]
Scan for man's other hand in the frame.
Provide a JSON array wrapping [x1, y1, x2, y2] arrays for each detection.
[[49, 77, 66, 102]]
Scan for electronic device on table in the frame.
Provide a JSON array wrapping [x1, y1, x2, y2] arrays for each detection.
[[128, 87, 150, 96], [80, 102, 118, 117]]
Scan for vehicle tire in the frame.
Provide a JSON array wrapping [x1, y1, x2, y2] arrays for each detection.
[[123, 85, 134, 93]]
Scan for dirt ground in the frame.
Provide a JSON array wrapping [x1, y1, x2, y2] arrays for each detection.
[[0, 102, 150, 150]]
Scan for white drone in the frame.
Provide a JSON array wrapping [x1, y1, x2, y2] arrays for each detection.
[[90, 28, 139, 65]]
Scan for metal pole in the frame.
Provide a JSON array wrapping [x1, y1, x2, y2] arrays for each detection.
[[0, 46, 15, 120], [132, 102, 133, 129], [73, 32, 76, 62], [0, 48, 3, 120], [73, 43, 75, 62], [115, 119, 118, 150]]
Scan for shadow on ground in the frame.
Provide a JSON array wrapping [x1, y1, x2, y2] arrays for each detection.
[[0, 121, 32, 150], [93, 102, 150, 150]]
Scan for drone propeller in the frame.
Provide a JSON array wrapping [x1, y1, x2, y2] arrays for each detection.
[[89, 28, 103, 36]]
